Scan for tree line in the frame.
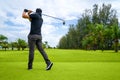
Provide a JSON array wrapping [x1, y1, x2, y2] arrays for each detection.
[[58, 4, 120, 52], [0, 34, 27, 51], [0, 34, 51, 51]]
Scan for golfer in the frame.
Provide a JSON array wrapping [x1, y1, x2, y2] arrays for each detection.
[[22, 8, 53, 70]]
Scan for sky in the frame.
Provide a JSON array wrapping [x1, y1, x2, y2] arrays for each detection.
[[0, 0, 120, 47]]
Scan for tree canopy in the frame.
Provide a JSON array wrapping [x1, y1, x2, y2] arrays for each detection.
[[58, 4, 120, 52]]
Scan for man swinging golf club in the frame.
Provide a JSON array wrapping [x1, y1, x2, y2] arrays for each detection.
[[22, 8, 53, 70]]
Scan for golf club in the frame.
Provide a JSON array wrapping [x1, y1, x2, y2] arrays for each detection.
[[42, 14, 65, 25], [24, 9, 65, 25]]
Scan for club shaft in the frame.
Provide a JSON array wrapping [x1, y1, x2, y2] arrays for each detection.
[[42, 14, 64, 21]]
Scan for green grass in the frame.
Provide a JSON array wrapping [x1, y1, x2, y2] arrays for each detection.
[[0, 49, 120, 80]]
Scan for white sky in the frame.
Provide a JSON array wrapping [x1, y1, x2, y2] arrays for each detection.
[[0, 0, 120, 47]]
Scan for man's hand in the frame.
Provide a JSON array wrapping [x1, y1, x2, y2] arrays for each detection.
[[22, 9, 32, 21]]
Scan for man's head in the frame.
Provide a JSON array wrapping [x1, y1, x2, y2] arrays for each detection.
[[36, 8, 42, 16], [36, 8, 42, 15]]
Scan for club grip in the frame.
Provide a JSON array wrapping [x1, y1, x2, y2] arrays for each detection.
[[24, 9, 28, 12]]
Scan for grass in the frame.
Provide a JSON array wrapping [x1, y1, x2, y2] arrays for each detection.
[[0, 49, 120, 80]]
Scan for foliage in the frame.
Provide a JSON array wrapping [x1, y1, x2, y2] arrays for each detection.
[[17, 38, 28, 50], [0, 35, 28, 51], [58, 4, 120, 52], [0, 34, 8, 50], [0, 34, 8, 42]]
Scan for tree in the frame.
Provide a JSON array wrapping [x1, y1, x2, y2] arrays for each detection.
[[58, 36, 68, 49], [1, 41, 9, 51], [0, 34, 8, 50], [0, 34, 8, 41], [17, 38, 27, 50], [44, 41, 48, 48], [10, 42, 18, 50], [112, 18, 119, 52]]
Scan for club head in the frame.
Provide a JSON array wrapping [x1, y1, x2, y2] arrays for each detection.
[[63, 21, 65, 25]]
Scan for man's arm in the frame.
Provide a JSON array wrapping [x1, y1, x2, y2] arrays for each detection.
[[22, 9, 33, 21]]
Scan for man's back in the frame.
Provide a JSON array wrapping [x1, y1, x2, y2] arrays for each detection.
[[29, 13, 43, 35]]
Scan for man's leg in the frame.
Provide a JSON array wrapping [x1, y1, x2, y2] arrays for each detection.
[[36, 38, 53, 70], [36, 39, 50, 64], [28, 35, 35, 69]]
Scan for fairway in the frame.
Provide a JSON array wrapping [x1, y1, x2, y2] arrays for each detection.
[[0, 49, 120, 80]]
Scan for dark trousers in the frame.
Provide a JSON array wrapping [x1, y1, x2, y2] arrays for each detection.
[[28, 34, 50, 68]]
